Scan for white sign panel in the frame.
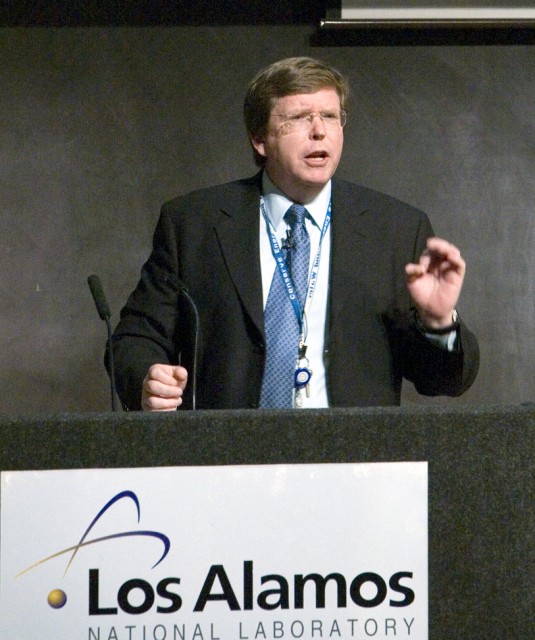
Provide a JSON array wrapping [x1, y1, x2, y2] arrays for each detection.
[[1, 462, 427, 639]]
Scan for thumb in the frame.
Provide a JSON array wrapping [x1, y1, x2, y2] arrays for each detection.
[[171, 365, 188, 386]]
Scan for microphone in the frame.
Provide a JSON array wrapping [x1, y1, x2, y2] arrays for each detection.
[[166, 275, 199, 411], [87, 274, 110, 320], [282, 229, 295, 250], [87, 274, 118, 412]]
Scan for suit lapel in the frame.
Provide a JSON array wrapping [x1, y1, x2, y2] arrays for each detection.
[[330, 179, 371, 308], [212, 177, 376, 346], [213, 174, 265, 338]]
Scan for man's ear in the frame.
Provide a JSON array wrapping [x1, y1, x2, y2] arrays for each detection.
[[251, 135, 267, 159]]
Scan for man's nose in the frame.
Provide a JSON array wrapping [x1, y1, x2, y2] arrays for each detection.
[[309, 114, 327, 137]]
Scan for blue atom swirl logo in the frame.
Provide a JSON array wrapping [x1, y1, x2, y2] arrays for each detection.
[[15, 490, 171, 609]]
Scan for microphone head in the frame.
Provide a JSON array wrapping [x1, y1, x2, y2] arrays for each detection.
[[87, 274, 111, 320]]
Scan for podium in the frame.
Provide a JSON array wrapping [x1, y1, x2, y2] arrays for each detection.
[[0, 405, 533, 638]]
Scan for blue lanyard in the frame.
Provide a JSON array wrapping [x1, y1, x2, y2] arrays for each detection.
[[261, 197, 331, 336]]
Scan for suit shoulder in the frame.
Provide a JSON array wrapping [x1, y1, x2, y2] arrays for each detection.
[[161, 175, 260, 214], [333, 178, 428, 220]]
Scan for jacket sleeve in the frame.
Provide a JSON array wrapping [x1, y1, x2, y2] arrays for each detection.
[[106, 207, 183, 410], [383, 207, 480, 399], [403, 314, 480, 397]]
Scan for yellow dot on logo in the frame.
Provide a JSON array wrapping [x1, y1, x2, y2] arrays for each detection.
[[47, 589, 67, 609]]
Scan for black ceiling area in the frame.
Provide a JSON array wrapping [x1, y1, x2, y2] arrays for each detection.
[[4, 1, 534, 46], [1, 0, 331, 26]]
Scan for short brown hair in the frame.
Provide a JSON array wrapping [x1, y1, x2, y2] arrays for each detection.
[[244, 57, 349, 166]]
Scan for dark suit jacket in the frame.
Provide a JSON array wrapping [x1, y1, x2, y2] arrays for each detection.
[[111, 173, 479, 410]]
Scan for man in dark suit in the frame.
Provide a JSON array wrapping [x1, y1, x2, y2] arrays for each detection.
[[111, 57, 479, 411]]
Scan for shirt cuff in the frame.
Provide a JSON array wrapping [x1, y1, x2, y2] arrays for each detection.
[[415, 309, 459, 352]]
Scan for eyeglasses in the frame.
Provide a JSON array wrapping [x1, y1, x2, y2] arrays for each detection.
[[273, 110, 347, 133]]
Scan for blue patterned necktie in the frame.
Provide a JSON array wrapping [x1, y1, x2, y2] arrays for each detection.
[[260, 204, 311, 408]]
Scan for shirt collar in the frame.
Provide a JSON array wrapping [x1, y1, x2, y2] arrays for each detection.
[[261, 171, 332, 230]]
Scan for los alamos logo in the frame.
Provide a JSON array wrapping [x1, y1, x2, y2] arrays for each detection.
[[15, 490, 419, 639]]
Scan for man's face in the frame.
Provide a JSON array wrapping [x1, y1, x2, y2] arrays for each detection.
[[252, 88, 344, 204]]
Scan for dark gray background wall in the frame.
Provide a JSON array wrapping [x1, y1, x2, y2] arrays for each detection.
[[1, 19, 534, 413]]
